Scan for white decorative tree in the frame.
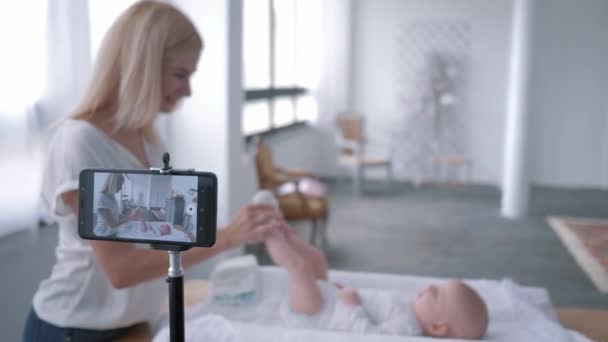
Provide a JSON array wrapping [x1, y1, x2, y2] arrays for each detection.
[[393, 22, 470, 185]]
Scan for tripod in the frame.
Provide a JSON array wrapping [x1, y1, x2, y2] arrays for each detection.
[[150, 153, 191, 342], [151, 244, 190, 342]]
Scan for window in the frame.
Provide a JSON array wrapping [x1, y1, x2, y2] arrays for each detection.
[[89, 0, 138, 60], [0, 1, 47, 116], [242, 0, 320, 136]]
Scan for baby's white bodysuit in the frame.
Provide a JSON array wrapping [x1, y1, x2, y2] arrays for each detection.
[[281, 281, 422, 336]]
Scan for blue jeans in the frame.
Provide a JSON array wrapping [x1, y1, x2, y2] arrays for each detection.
[[22, 308, 133, 342]]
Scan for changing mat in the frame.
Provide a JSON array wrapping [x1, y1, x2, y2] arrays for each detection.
[[153, 266, 591, 342]]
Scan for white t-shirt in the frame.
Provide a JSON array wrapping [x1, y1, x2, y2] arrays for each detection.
[[33, 119, 166, 329], [94, 193, 120, 237]]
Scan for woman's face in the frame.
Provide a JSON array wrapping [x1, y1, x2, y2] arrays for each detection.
[[161, 47, 200, 112]]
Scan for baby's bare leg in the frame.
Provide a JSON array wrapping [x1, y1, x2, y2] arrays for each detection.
[[265, 231, 299, 269], [287, 262, 323, 315], [285, 231, 328, 280], [265, 232, 323, 315]]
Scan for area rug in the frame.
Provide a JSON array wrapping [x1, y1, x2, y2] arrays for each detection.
[[547, 216, 608, 293]]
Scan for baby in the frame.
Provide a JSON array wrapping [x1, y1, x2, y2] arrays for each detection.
[[252, 189, 488, 339], [140, 221, 171, 236], [264, 230, 488, 338], [139, 221, 194, 242]]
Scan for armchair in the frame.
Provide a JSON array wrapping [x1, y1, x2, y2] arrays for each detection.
[[253, 137, 329, 245]]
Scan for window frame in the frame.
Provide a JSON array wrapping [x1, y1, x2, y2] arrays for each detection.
[[242, 0, 310, 137]]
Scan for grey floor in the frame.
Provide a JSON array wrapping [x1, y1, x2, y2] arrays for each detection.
[[320, 181, 608, 310], [2, 181, 608, 341]]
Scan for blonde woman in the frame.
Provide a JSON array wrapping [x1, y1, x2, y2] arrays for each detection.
[[24, 1, 281, 341], [93, 174, 142, 237]]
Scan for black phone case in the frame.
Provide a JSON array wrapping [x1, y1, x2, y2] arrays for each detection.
[[78, 168, 217, 247]]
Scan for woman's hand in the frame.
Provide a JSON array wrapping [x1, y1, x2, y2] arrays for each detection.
[[279, 222, 297, 236], [225, 205, 284, 247]]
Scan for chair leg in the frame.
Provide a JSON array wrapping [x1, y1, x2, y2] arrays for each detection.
[[353, 165, 362, 195], [320, 219, 329, 249], [309, 219, 318, 245], [386, 163, 393, 190]]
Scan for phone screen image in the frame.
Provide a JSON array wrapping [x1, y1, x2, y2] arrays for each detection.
[[88, 171, 203, 244]]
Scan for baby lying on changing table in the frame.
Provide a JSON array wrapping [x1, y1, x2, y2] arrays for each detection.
[[138, 221, 195, 242], [257, 191, 489, 339]]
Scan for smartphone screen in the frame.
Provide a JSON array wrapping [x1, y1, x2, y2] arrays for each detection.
[[78, 169, 216, 247]]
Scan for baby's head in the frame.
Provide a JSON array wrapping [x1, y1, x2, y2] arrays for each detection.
[[159, 223, 171, 235], [412, 279, 488, 339]]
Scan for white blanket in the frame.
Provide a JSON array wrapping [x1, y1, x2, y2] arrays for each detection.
[[153, 267, 591, 342], [114, 221, 190, 242]]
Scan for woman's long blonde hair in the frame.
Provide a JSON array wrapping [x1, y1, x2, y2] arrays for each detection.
[[71, 0, 203, 146]]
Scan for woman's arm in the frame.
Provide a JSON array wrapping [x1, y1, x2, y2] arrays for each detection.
[[64, 190, 280, 289], [98, 207, 138, 229]]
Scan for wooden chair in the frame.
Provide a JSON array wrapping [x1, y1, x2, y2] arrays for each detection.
[[254, 137, 329, 245], [335, 114, 393, 194], [433, 153, 473, 185]]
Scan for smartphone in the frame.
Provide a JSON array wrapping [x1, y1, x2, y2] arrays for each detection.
[[78, 168, 217, 247]]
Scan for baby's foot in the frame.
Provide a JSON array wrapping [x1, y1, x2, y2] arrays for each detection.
[[265, 231, 300, 269], [339, 288, 362, 306]]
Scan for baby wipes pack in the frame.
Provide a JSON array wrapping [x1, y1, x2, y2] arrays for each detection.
[[210, 254, 261, 306]]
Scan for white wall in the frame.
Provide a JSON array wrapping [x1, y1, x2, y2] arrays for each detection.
[[169, 0, 255, 227], [41, 0, 92, 126], [255, 0, 354, 179], [349, 0, 608, 188], [168, 0, 608, 196], [528, 0, 608, 188], [0, 1, 94, 237], [225, 0, 261, 217], [314, 0, 354, 177], [350, 0, 513, 185]]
